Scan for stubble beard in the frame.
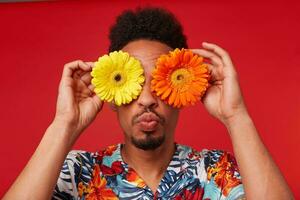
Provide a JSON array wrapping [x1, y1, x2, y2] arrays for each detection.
[[130, 131, 165, 150], [129, 107, 167, 150]]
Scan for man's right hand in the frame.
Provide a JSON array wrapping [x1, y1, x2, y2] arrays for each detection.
[[2, 60, 103, 200], [53, 60, 103, 141]]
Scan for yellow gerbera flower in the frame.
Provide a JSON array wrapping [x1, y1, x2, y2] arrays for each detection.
[[91, 51, 145, 106], [151, 48, 210, 108]]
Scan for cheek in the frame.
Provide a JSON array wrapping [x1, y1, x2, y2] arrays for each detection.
[[158, 101, 179, 124], [117, 106, 134, 131]]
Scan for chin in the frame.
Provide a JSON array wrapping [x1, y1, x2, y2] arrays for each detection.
[[130, 130, 166, 150]]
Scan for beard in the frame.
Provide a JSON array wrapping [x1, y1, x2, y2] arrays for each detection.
[[129, 107, 166, 150], [131, 131, 165, 150]]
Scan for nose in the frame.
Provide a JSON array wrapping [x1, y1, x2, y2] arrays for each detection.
[[137, 82, 158, 109]]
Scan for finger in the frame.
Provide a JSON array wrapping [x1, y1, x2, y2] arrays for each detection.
[[73, 70, 86, 79], [202, 42, 233, 67], [203, 63, 214, 81], [62, 60, 91, 78], [204, 62, 223, 82], [85, 61, 95, 68], [191, 49, 223, 67], [192, 49, 225, 81], [88, 84, 95, 92], [203, 62, 213, 73], [81, 83, 96, 97], [80, 72, 92, 85]]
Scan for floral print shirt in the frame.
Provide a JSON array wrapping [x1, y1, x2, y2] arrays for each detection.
[[52, 143, 245, 200]]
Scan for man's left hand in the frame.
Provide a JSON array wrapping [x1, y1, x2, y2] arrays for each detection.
[[191, 42, 248, 125]]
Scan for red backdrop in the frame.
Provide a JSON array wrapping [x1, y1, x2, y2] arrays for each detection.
[[0, 0, 299, 198]]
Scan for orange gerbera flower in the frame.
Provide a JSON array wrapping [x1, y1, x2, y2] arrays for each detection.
[[151, 48, 210, 108]]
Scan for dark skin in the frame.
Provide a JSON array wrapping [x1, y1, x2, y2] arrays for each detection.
[[3, 39, 294, 199], [115, 40, 179, 192]]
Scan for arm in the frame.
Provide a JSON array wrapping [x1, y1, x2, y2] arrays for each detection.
[[224, 110, 293, 200], [192, 42, 294, 199], [3, 121, 74, 200], [3, 60, 102, 200]]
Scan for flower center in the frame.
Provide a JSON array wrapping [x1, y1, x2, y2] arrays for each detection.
[[110, 70, 126, 86], [170, 68, 192, 91], [114, 74, 121, 82], [177, 74, 184, 80]]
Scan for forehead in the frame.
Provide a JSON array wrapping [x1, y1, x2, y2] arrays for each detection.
[[121, 40, 173, 74]]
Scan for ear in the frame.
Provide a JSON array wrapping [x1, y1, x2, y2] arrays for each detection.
[[109, 102, 117, 112]]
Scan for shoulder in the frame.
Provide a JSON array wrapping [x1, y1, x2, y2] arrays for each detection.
[[63, 144, 121, 181], [176, 143, 231, 165], [64, 144, 120, 168], [199, 149, 244, 199], [62, 150, 99, 181], [53, 150, 98, 198], [201, 149, 237, 171], [176, 144, 241, 180], [53, 145, 119, 199], [177, 145, 244, 199], [57, 150, 99, 185], [65, 150, 98, 168]]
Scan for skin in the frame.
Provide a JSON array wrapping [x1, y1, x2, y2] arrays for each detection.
[[114, 40, 179, 192], [3, 40, 294, 199]]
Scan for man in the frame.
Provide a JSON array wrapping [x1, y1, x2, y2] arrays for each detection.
[[3, 7, 294, 200]]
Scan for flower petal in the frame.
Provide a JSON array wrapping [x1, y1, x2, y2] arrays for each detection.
[[151, 48, 209, 108]]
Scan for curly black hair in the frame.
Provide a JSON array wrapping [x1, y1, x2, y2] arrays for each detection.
[[108, 7, 188, 52]]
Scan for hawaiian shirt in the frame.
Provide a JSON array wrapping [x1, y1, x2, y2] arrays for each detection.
[[52, 143, 245, 200]]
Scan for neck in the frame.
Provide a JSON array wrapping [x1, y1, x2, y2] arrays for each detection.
[[121, 138, 176, 179]]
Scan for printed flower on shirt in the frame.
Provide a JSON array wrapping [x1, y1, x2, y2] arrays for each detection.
[[207, 151, 242, 196], [96, 144, 118, 162], [91, 51, 145, 106], [126, 168, 146, 188], [188, 149, 202, 160], [151, 48, 210, 108], [95, 145, 124, 176], [53, 144, 245, 200], [174, 187, 204, 200], [77, 164, 118, 200], [101, 161, 124, 176]]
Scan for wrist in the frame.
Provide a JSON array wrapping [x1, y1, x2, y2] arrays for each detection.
[[49, 119, 79, 148], [223, 109, 252, 130], [52, 115, 78, 131]]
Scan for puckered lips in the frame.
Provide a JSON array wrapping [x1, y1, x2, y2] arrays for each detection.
[[136, 113, 160, 132]]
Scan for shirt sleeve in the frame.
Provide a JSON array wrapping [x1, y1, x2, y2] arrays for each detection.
[[203, 150, 246, 200], [52, 150, 94, 200]]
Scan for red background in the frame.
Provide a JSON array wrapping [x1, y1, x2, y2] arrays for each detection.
[[0, 0, 299, 198]]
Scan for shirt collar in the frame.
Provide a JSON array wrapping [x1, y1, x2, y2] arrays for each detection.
[[101, 143, 192, 169]]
